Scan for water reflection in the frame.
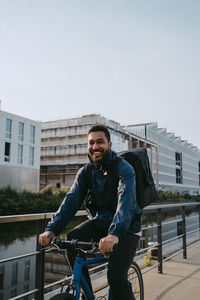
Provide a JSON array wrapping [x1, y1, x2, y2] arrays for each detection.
[[0, 216, 88, 259]]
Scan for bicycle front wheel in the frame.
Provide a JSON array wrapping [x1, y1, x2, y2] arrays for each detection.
[[48, 292, 75, 300], [128, 261, 144, 300]]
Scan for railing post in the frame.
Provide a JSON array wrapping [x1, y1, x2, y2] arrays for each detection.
[[35, 219, 46, 300], [157, 208, 163, 274], [181, 206, 187, 259]]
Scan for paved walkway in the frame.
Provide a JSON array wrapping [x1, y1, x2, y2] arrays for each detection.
[[142, 242, 200, 300]]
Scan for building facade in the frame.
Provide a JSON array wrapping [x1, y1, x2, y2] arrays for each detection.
[[41, 115, 200, 195], [124, 122, 200, 195], [0, 110, 41, 192], [40, 114, 157, 188]]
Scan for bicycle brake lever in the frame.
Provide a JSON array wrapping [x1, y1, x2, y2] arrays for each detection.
[[51, 237, 61, 250], [51, 242, 60, 250]]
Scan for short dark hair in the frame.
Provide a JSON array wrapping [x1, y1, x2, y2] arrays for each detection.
[[88, 124, 111, 142]]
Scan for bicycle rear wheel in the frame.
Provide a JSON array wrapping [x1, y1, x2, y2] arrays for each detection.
[[48, 292, 75, 300], [128, 261, 144, 300]]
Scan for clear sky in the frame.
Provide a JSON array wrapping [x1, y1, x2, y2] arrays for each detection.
[[0, 0, 199, 147]]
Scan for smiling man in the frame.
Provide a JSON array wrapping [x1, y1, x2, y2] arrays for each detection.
[[39, 124, 142, 300], [88, 129, 112, 162]]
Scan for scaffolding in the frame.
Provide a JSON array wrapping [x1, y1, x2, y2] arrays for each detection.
[[40, 115, 158, 190]]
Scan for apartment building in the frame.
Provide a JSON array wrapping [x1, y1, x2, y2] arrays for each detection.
[[0, 109, 41, 192], [40, 114, 157, 188], [124, 122, 200, 195]]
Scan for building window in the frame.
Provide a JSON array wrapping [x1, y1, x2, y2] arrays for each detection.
[[199, 161, 200, 173], [176, 169, 182, 184], [4, 142, 11, 162], [199, 175, 200, 187], [175, 152, 183, 184], [6, 118, 12, 139], [23, 283, 29, 300], [24, 260, 30, 281], [10, 287, 17, 298], [29, 147, 34, 166], [0, 265, 4, 289], [11, 262, 18, 285], [18, 122, 24, 141], [18, 144, 23, 164], [30, 125, 35, 144], [175, 152, 182, 167]]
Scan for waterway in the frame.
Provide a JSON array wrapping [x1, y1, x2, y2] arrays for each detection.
[[0, 208, 199, 259], [0, 216, 87, 260]]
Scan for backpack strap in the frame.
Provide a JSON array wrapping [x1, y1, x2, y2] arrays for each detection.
[[84, 162, 93, 189], [107, 157, 121, 184]]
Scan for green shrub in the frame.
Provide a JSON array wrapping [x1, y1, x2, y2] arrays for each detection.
[[0, 186, 199, 216], [0, 186, 65, 216]]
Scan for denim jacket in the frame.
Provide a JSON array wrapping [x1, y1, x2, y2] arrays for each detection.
[[46, 150, 142, 238]]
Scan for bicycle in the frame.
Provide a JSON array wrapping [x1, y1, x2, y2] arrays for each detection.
[[48, 237, 144, 300]]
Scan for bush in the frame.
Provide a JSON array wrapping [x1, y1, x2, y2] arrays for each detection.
[[0, 186, 199, 216], [157, 190, 180, 202], [0, 186, 66, 216], [156, 190, 200, 203]]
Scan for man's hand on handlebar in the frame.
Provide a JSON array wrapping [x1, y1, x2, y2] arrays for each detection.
[[39, 231, 55, 247], [99, 234, 119, 254], [39, 233, 119, 253]]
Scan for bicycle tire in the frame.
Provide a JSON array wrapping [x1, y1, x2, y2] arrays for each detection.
[[128, 261, 144, 300], [48, 292, 75, 300]]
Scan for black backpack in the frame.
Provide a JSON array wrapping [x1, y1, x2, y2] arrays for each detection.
[[118, 148, 158, 209], [84, 148, 159, 210]]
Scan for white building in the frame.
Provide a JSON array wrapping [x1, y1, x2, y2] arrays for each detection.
[[124, 122, 200, 195], [0, 109, 41, 192], [40, 114, 157, 188], [41, 115, 200, 195]]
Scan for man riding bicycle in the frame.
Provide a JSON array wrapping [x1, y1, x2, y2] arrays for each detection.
[[39, 124, 142, 300]]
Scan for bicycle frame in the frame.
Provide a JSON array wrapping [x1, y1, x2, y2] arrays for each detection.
[[67, 254, 110, 300], [50, 238, 143, 300]]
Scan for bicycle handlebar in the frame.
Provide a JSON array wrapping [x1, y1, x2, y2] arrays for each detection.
[[51, 237, 99, 250]]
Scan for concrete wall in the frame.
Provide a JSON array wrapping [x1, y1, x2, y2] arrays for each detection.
[[0, 165, 40, 192], [0, 110, 41, 192]]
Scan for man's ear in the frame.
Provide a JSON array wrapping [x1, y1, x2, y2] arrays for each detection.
[[109, 141, 112, 149]]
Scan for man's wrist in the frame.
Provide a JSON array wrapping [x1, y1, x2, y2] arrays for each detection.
[[107, 234, 119, 243], [108, 233, 120, 240], [46, 231, 55, 238]]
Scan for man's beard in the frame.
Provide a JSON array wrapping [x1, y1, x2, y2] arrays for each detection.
[[93, 149, 110, 165]]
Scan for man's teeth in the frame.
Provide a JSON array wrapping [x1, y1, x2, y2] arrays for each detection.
[[93, 152, 102, 155]]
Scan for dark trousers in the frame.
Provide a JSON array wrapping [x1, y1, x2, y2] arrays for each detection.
[[67, 219, 139, 300]]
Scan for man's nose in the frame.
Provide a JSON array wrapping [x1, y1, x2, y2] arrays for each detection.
[[92, 142, 99, 150]]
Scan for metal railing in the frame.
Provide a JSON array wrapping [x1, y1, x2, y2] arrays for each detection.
[[0, 202, 200, 300]]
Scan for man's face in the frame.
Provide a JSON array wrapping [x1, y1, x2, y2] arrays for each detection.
[[88, 131, 112, 163]]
